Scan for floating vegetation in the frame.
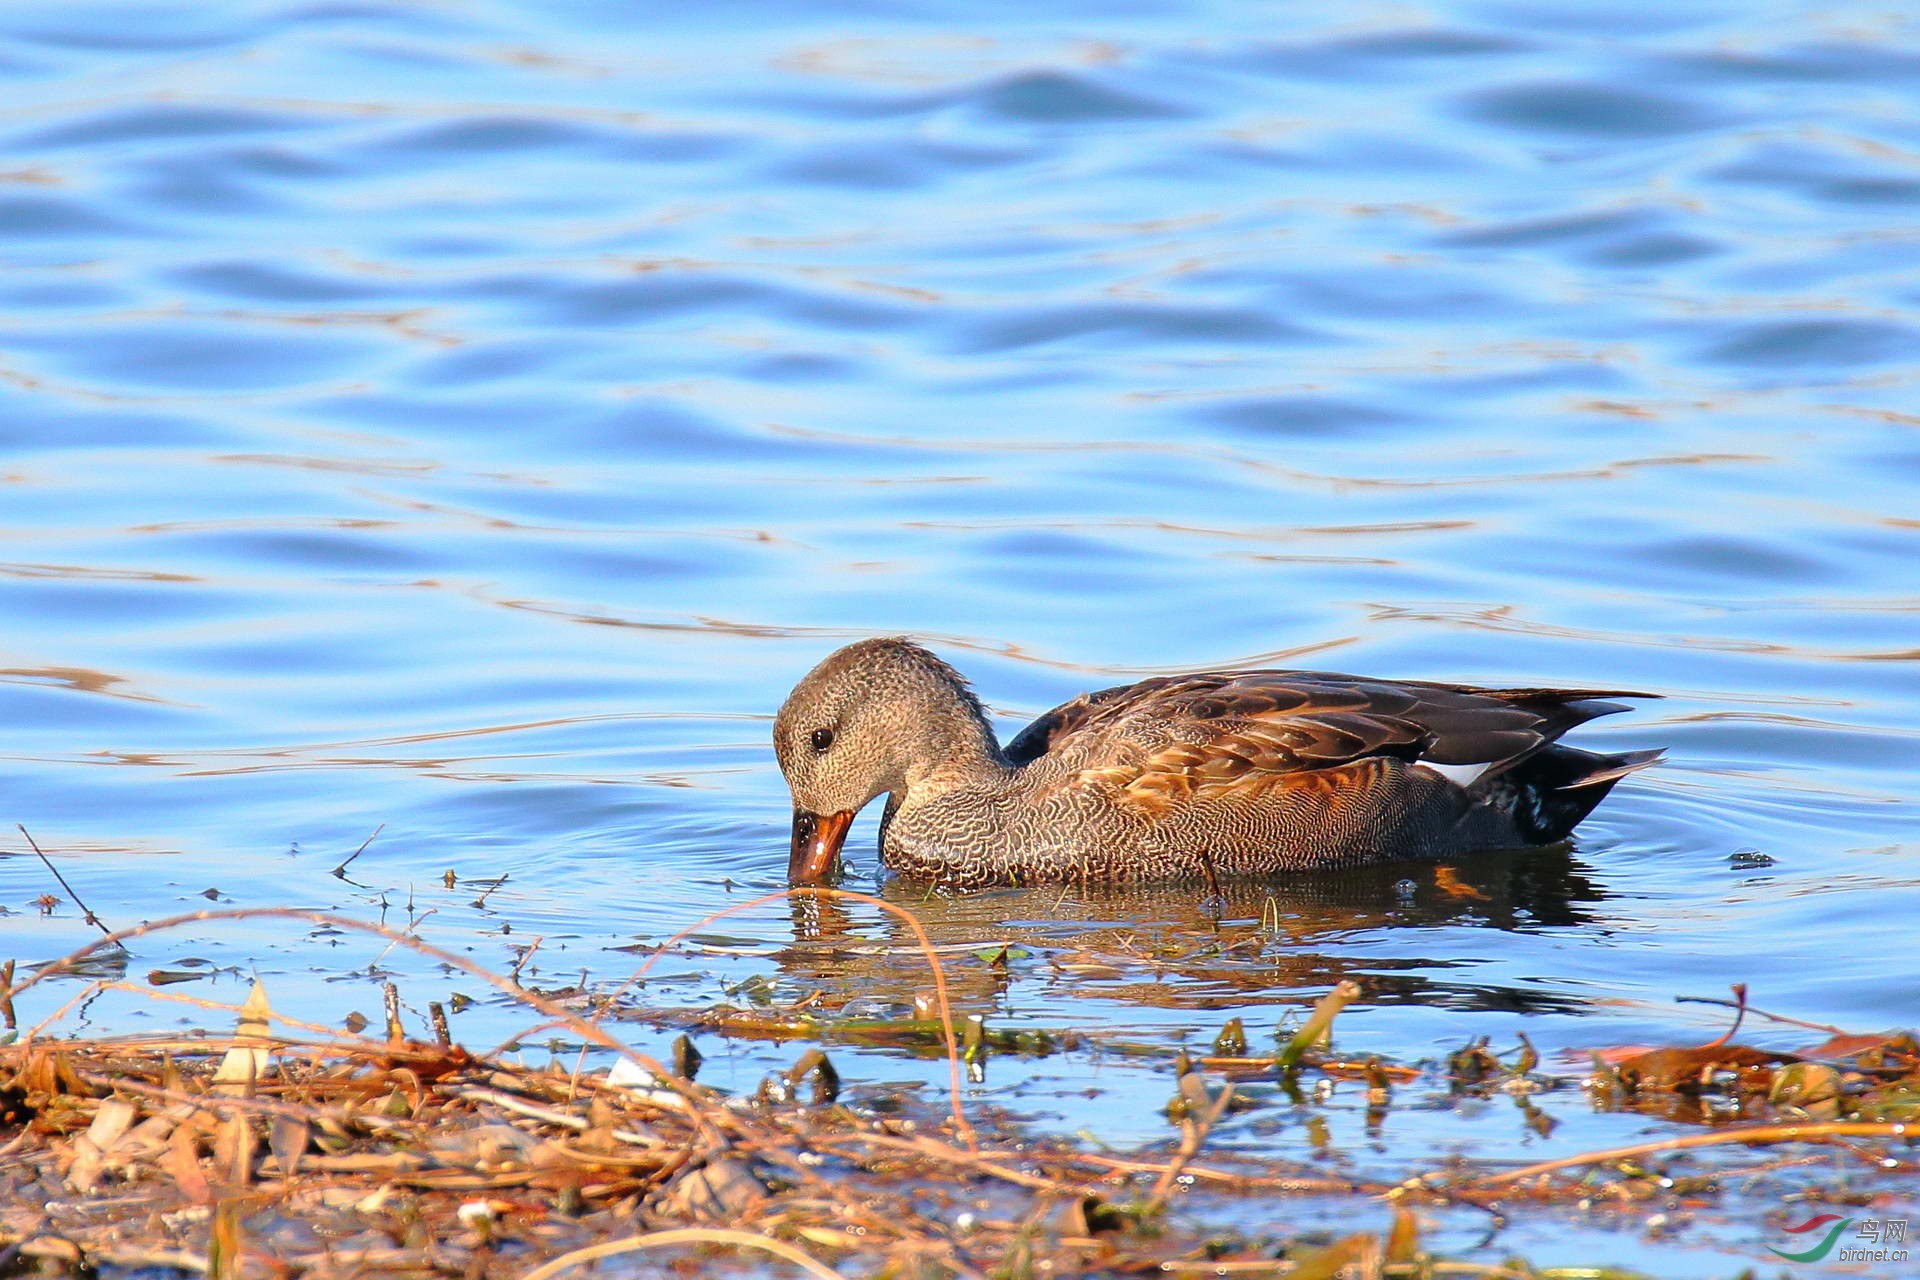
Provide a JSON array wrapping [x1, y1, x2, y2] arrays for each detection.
[[2, 900, 1917, 1277]]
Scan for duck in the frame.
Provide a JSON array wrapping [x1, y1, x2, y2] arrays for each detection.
[[774, 638, 1662, 889]]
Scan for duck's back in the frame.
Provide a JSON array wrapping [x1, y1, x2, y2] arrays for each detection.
[[956, 669, 1660, 882]]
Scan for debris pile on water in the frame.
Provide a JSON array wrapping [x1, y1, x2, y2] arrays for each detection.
[[3, 904, 1918, 1278]]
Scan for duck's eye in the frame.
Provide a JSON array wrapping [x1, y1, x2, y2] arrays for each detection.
[[809, 726, 835, 754]]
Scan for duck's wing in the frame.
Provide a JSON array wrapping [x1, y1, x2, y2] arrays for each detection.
[[1007, 670, 1653, 810], [1002, 676, 1192, 766]]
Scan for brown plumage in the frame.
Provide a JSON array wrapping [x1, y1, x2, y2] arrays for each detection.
[[774, 639, 1663, 889]]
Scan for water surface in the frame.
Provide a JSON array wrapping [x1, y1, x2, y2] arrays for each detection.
[[2, 1, 1917, 1271]]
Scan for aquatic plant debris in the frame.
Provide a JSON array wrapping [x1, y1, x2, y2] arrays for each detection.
[[2, 905, 1917, 1276]]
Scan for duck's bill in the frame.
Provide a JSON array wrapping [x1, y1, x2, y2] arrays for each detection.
[[789, 808, 854, 884]]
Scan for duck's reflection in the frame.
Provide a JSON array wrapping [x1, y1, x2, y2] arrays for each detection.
[[777, 843, 1607, 1018]]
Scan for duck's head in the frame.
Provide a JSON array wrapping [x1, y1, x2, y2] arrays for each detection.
[[773, 638, 999, 884]]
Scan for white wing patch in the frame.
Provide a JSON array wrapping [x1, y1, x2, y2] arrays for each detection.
[[1416, 760, 1494, 788]]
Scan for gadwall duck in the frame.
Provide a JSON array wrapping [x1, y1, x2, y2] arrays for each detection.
[[775, 639, 1662, 889]]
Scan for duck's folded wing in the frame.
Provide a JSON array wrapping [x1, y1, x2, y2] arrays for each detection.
[[1009, 670, 1652, 809]]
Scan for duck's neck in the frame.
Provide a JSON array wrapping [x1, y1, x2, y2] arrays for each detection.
[[900, 679, 1012, 799]]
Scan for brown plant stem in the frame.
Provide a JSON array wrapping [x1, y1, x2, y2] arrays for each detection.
[[517, 1227, 840, 1280], [1473, 1120, 1914, 1189], [18, 825, 118, 943]]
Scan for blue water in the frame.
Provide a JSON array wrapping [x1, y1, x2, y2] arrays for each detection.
[[3, 1, 1918, 1270]]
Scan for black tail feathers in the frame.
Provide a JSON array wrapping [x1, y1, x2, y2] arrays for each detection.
[[1503, 746, 1664, 843]]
